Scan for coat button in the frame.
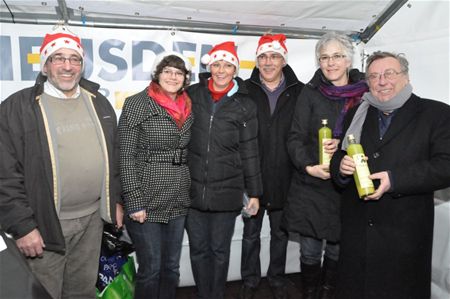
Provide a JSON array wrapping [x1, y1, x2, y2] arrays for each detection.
[[368, 219, 374, 226], [373, 152, 380, 159]]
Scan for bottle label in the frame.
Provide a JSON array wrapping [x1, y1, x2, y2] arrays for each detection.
[[352, 153, 374, 188], [321, 138, 331, 165]]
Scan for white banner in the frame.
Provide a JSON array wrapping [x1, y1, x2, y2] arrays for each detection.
[[0, 23, 320, 113]]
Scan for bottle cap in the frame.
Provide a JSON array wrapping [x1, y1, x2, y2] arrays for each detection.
[[321, 119, 328, 125]]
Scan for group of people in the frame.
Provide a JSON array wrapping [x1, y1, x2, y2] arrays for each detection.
[[1, 24, 449, 299]]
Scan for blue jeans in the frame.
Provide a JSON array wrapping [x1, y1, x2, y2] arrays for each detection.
[[300, 235, 339, 265], [241, 208, 288, 288], [185, 208, 238, 299], [125, 215, 186, 299]]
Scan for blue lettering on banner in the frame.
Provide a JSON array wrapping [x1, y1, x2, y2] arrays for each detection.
[[173, 41, 197, 81], [98, 39, 127, 81], [0, 34, 215, 84], [132, 41, 164, 81], [0, 36, 12, 80], [19, 36, 41, 81], [81, 38, 94, 78], [200, 44, 213, 73]]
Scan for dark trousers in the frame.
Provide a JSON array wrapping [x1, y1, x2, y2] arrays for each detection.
[[185, 208, 238, 299], [241, 208, 288, 288], [300, 235, 339, 265], [126, 215, 186, 299]]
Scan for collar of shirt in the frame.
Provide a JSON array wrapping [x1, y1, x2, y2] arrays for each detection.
[[260, 73, 285, 93], [43, 81, 81, 99]]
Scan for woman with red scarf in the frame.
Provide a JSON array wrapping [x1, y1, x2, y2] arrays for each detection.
[[282, 32, 368, 299], [185, 41, 263, 299], [118, 51, 192, 299]]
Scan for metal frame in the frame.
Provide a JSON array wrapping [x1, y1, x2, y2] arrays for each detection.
[[0, 0, 408, 43]]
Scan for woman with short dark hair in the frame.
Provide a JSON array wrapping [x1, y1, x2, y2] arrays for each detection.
[[118, 51, 193, 299]]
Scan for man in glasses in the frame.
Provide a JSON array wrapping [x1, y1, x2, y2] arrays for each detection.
[[240, 34, 304, 299], [330, 51, 450, 298], [0, 26, 123, 298]]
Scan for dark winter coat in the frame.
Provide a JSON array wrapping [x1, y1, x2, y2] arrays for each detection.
[[245, 65, 304, 210], [283, 69, 366, 242], [330, 94, 450, 299], [118, 89, 193, 223], [187, 73, 263, 211], [0, 73, 121, 253]]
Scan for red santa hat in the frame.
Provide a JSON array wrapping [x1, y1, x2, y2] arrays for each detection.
[[200, 41, 240, 74], [256, 34, 288, 66], [40, 26, 84, 73]]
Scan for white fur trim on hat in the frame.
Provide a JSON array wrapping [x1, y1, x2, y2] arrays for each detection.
[[201, 50, 239, 74], [256, 41, 288, 62], [255, 34, 289, 69], [40, 27, 84, 74], [201, 53, 211, 65], [152, 51, 192, 75]]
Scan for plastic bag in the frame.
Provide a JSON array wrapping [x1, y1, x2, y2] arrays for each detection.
[[96, 256, 135, 299], [101, 223, 134, 256], [96, 224, 135, 298], [241, 192, 257, 218]]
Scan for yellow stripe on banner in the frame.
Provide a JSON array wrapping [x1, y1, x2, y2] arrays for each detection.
[[240, 60, 256, 70], [28, 53, 40, 64], [115, 91, 138, 110], [187, 57, 195, 67]]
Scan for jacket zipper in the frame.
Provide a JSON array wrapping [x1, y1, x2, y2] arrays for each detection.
[[202, 113, 214, 208]]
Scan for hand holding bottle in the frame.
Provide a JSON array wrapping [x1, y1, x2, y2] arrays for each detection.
[[345, 134, 375, 198], [306, 164, 331, 180], [339, 153, 370, 176], [339, 154, 358, 176], [365, 171, 391, 201], [323, 138, 340, 156]]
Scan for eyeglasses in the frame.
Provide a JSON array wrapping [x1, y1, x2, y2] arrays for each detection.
[[257, 53, 284, 61], [318, 54, 346, 63], [48, 55, 83, 66], [366, 69, 405, 82], [161, 68, 185, 78]]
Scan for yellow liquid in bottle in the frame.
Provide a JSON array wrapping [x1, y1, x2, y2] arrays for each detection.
[[346, 135, 375, 198], [319, 119, 332, 166]]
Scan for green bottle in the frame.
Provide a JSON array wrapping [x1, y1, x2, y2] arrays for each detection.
[[319, 119, 332, 166], [346, 134, 375, 198]]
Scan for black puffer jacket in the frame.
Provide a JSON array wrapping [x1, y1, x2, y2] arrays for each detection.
[[245, 65, 304, 210], [187, 73, 263, 211]]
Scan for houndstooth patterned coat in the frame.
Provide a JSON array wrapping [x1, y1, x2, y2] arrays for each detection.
[[118, 88, 193, 223]]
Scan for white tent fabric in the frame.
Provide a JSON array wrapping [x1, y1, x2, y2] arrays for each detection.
[[1, 0, 399, 39], [364, 0, 449, 103]]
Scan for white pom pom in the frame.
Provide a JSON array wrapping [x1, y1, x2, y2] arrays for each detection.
[[272, 41, 281, 50], [201, 54, 211, 65]]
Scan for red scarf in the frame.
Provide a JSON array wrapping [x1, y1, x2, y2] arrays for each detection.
[[208, 79, 235, 102], [147, 82, 192, 129]]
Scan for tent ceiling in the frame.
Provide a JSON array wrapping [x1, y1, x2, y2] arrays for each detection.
[[1, 0, 407, 42]]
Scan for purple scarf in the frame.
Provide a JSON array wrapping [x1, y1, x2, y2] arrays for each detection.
[[318, 79, 368, 137]]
